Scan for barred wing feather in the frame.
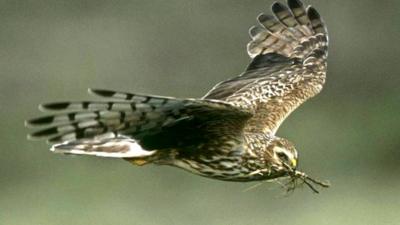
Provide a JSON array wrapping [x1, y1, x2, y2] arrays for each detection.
[[204, 0, 328, 134]]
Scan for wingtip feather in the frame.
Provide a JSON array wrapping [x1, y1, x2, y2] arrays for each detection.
[[40, 102, 71, 111], [272, 1, 286, 14], [307, 6, 320, 20], [26, 116, 55, 126], [26, 134, 37, 141], [88, 88, 116, 97], [287, 0, 303, 9]]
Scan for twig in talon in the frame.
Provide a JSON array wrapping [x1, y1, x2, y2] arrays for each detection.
[[305, 176, 331, 188], [291, 170, 330, 194], [303, 179, 320, 194]]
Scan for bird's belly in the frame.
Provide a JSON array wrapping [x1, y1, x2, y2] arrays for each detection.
[[155, 141, 277, 181], [172, 158, 243, 179], [171, 158, 285, 181], [169, 155, 278, 182]]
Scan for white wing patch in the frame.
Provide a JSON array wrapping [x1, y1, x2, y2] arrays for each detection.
[[50, 133, 156, 158]]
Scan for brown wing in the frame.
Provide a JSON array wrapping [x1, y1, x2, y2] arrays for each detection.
[[27, 90, 252, 150], [203, 0, 328, 134]]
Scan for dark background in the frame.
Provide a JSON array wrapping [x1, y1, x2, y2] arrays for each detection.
[[1, 0, 399, 224]]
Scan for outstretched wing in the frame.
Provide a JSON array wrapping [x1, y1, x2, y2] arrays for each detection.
[[204, 0, 328, 134], [27, 89, 252, 153]]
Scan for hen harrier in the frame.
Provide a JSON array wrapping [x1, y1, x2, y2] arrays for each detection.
[[27, 0, 330, 192]]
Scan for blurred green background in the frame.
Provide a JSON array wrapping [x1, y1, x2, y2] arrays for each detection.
[[1, 0, 399, 224]]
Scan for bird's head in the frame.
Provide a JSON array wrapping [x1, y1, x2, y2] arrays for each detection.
[[268, 137, 298, 170], [265, 137, 330, 193]]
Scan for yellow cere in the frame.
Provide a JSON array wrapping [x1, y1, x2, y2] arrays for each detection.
[[291, 159, 297, 167]]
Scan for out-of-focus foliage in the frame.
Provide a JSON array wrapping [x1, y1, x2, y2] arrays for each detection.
[[1, 0, 399, 224]]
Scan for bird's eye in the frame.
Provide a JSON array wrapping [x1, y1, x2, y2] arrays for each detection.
[[277, 152, 289, 162]]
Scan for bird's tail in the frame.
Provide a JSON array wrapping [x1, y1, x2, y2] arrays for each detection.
[[247, 0, 328, 62], [49, 133, 157, 160]]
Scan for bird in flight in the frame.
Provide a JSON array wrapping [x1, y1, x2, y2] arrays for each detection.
[[27, 0, 330, 193]]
